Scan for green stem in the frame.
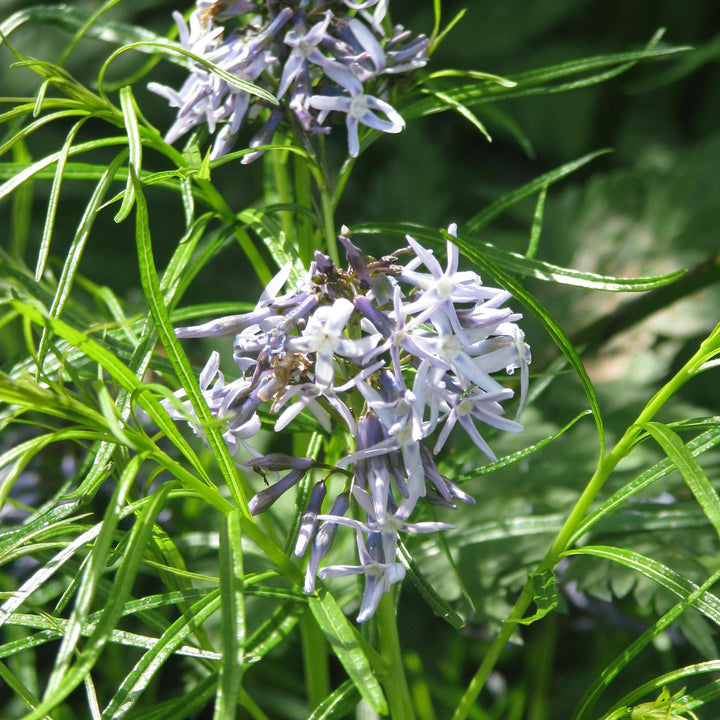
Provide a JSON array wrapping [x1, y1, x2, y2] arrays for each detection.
[[319, 185, 339, 266], [451, 331, 717, 720], [376, 594, 416, 720], [294, 155, 314, 266], [525, 612, 557, 720], [300, 611, 331, 711], [270, 140, 296, 247]]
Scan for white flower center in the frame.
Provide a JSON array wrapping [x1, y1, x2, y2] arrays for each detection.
[[392, 328, 407, 347], [316, 331, 340, 355], [457, 398, 474, 417], [392, 421, 414, 447], [437, 334, 462, 361], [349, 93, 370, 119], [434, 276, 453, 300]]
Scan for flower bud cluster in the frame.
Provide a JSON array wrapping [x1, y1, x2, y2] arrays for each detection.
[[170, 228, 530, 620], [149, 0, 429, 160]]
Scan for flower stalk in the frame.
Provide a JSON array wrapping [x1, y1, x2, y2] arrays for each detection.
[[376, 594, 417, 720]]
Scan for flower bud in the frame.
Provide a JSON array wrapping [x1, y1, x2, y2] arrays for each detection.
[[294, 481, 328, 557], [339, 233, 371, 288], [304, 492, 350, 593], [247, 468, 306, 515]]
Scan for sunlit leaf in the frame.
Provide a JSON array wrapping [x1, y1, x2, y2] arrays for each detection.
[[309, 591, 388, 715], [640, 422, 720, 541], [114, 85, 142, 222]]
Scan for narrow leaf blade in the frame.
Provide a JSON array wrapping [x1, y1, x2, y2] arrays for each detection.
[[309, 592, 388, 715]]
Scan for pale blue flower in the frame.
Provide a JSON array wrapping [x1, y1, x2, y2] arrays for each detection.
[[432, 386, 524, 460], [385, 26, 429, 74], [278, 12, 335, 98], [304, 492, 350, 593], [309, 62, 404, 157], [169, 229, 531, 622], [286, 298, 379, 387], [294, 481, 327, 557], [319, 530, 404, 622], [341, 0, 389, 34]]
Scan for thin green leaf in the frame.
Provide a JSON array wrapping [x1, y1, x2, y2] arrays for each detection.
[[98, 42, 279, 105], [422, 69, 517, 87], [101, 591, 221, 719], [309, 591, 388, 715], [526, 182, 547, 259], [572, 566, 720, 720], [10, 138, 33, 258], [570, 427, 720, 544], [115, 86, 141, 222], [405, 33, 689, 121], [428, 8, 467, 55], [421, 87, 492, 142], [429, 0, 441, 49], [36, 118, 87, 281], [0, 109, 89, 160], [564, 545, 720, 626], [131, 168, 249, 512], [462, 150, 610, 234], [668, 416, 720, 434], [214, 510, 246, 720], [180, 175, 194, 227], [353, 220, 683, 291], [36, 150, 127, 369], [640, 422, 720, 541], [307, 680, 360, 720], [478, 243, 685, 291]]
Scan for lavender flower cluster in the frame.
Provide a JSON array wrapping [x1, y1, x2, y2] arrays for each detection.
[[148, 0, 429, 160], [170, 228, 530, 621]]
